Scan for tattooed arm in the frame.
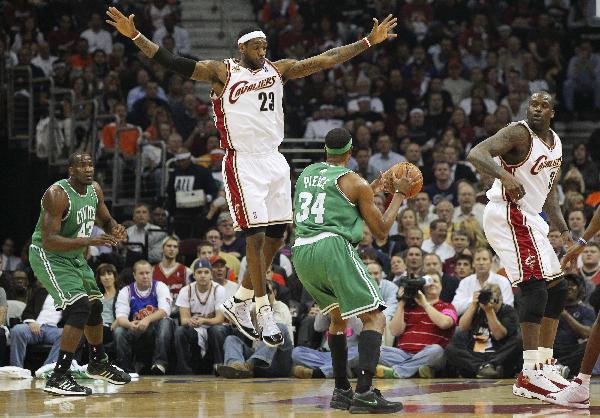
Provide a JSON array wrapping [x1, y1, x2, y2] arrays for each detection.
[[543, 169, 569, 233], [275, 14, 398, 81]]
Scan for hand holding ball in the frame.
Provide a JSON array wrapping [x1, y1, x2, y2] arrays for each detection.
[[382, 162, 423, 198]]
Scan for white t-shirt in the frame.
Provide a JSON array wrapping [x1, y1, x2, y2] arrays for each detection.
[[176, 282, 227, 316], [451, 273, 514, 316]]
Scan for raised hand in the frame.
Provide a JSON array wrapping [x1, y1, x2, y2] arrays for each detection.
[[105, 6, 137, 39], [367, 14, 398, 45], [111, 224, 127, 241]]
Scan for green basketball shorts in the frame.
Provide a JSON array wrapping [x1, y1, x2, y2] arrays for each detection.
[[29, 244, 102, 309], [292, 234, 385, 319]]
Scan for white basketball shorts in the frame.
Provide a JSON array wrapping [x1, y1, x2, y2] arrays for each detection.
[[483, 201, 562, 285], [222, 149, 292, 231]]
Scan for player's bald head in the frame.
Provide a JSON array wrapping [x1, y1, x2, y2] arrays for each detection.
[[529, 91, 555, 110], [68, 152, 92, 167]]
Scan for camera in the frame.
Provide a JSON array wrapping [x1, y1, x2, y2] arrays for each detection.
[[400, 275, 434, 308], [478, 289, 493, 304]]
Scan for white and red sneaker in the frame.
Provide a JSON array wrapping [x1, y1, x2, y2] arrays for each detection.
[[540, 359, 570, 389], [545, 378, 590, 409], [513, 368, 560, 400]]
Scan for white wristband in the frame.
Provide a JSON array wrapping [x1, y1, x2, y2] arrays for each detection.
[[578, 237, 587, 245], [132, 32, 141, 41], [362, 37, 371, 48]]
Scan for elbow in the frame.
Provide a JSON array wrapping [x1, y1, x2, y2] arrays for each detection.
[[466, 150, 477, 165]]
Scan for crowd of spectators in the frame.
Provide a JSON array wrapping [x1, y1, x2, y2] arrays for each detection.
[[1, 0, 600, 379]]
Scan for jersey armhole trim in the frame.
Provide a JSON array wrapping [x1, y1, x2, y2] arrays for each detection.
[[211, 59, 231, 100], [55, 183, 72, 222], [335, 171, 356, 207], [499, 123, 532, 169]]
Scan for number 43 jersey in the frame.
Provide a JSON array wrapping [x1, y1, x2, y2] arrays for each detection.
[[31, 179, 98, 258], [293, 162, 364, 245], [486, 120, 562, 215], [212, 58, 284, 154]]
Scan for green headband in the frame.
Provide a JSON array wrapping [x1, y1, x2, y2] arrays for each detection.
[[325, 137, 353, 155]]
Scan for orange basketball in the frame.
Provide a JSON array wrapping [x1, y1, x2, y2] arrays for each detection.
[[382, 162, 423, 198]]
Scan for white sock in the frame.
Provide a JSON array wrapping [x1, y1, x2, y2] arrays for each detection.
[[523, 350, 539, 370], [538, 347, 553, 364], [255, 295, 270, 313], [577, 373, 591, 386], [234, 286, 254, 301]]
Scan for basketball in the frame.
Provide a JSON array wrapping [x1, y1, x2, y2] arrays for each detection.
[[382, 162, 423, 198]]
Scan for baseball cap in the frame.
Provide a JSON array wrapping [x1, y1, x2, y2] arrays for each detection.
[[210, 255, 227, 266], [192, 259, 211, 271]]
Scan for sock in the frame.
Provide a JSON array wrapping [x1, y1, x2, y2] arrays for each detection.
[[255, 295, 269, 313], [523, 350, 539, 370], [54, 350, 75, 375], [577, 373, 591, 386], [234, 286, 254, 302], [328, 333, 350, 390], [356, 330, 382, 394], [538, 347, 553, 364], [89, 344, 107, 363]]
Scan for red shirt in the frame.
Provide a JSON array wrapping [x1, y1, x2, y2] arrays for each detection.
[[153, 263, 188, 299], [396, 300, 457, 354]]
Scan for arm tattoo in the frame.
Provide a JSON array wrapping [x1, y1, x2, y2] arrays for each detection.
[[323, 40, 368, 65], [133, 33, 159, 58], [285, 40, 368, 79]]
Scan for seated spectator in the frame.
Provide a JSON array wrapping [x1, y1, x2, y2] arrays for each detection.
[[174, 259, 227, 374], [80, 13, 113, 54], [100, 102, 141, 157], [405, 227, 425, 249], [445, 283, 521, 378], [424, 161, 458, 205], [126, 69, 168, 111], [292, 312, 362, 379], [393, 246, 424, 287], [70, 38, 93, 71], [153, 236, 191, 301], [0, 286, 7, 365], [562, 41, 600, 115], [47, 14, 78, 55], [554, 274, 594, 377], [96, 263, 119, 345], [369, 134, 406, 174], [451, 248, 514, 316], [548, 228, 566, 260], [453, 253, 474, 280], [579, 243, 600, 303], [217, 281, 292, 378], [453, 182, 485, 227], [422, 219, 455, 262], [443, 59, 471, 106], [351, 147, 378, 183], [303, 104, 344, 139], [357, 226, 391, 275], [151, 207, 169, 231], [211, 255, 239, 299], [31, 41, 57, 77], [379, 271, 456, 378], [567, 210, 587, 242], [114, 261, 174, 374], [126, 203, 167, 264], [423, 254, 459, 303], [2, 238, 21, 272], [217, 213, 246, 259], [152, 13, 191, 56], [10, 291, 62, 369], [6, 270, 30, 303], [434, 200, 455, 234], [203, 230, 241, 276], [389, 254, 407, 283], [189, 239, 237, 280], [442, 230, 472, 276]]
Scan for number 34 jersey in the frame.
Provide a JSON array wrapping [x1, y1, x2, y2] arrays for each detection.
[[293, 162, 364, 245], [212, 58, 284, 154], [31, 179, 98, 258], [486, 120, 562, 215]]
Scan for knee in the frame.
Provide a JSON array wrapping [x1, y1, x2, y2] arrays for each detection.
[[174, 326, 186, 339], [86, 300, 103, 326], [428, 344, 445, 357], [11, 324, 28, 338], [63, 297, 91, 329], [544, 278, 568, 320], [359, 309, 386, 330], [517, 279, 547, 324], [208, 324, 228, 338], [329, 318, 346, 335], [157, 318, 174, 334], [113, 326, 128, 341]]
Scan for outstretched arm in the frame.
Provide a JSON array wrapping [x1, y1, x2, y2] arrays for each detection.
[[106, 6, 223, 83], [275, 15, 397, 81]]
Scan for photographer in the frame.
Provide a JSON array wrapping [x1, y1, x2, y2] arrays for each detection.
[[445, 283, 521, 378], [451, 248, 514, 316], [378, 271, 456, 378]]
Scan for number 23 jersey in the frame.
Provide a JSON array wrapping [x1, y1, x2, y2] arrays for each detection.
[[212, 58, 284, 154], [486, 120, 562, 215]]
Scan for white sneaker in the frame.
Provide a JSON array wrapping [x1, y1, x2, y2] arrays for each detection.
[[545, 378, 590, 409], [541, 359, 570, 389], [512, 368, 560, 401], [222, 297, 260, 341], [256, 304, 284, 347]]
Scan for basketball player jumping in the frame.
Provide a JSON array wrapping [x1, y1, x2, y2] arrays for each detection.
[[468, 91, 573, 400], [106, 7, 398, 346], [30, 152, 131, 395], [293, 128, 417, 413], [545, 206, 600, 408]]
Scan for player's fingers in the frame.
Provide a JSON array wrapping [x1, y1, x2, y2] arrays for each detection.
[[129, 14, 135, 23], [111, 6, 126, 19], [372, 18, 378, 28], [106, 20, 117, 27], [381, 14, 393, 24], [387, 34, 398, 39]]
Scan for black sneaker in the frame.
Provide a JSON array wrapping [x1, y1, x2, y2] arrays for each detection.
[[349, 387, 403, 414], [223, 297, 260, 341], [87, 359, 131, 385], [44, 371, 92, 396], [330, 387, 354, 410]]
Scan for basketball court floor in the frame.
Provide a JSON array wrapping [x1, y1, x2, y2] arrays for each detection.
[[0, 376, 597, 417]]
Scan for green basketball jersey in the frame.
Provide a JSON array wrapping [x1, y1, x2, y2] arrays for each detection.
[[31, 179, 98, 258], [293, 162, 364, 244]]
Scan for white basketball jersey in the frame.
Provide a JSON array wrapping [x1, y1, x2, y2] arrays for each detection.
[[487, 120, 562, 214], [211, 58, 284, 153]]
